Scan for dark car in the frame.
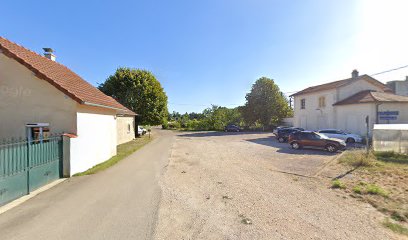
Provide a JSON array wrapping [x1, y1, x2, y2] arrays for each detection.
[[275, 128, 301, 143], [288, 131, 346, 153], [224, 124, 241, 132]]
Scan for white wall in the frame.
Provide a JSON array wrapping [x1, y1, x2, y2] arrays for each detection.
[[378, 103, 408, 124], [338, 79, 384, 101], [69, 105, 117, 175], [293, 89, 337, 130], [0, 53, 77, 138], [116, 115, 135, 145], [335, 104, 375, 136]]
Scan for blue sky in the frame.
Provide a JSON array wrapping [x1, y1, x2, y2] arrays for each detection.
[[1, 0, 408, 113]]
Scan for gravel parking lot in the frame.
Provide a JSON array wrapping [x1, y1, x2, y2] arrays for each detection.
[[155, 131, 397, 239]]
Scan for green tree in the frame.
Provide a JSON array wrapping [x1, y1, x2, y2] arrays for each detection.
[[243, 77, 292, 127], [99, 68, 168, 125]]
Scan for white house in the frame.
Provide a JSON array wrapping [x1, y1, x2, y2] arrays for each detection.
[[0, 37, 136, 175], [291, 70, 408, 136]]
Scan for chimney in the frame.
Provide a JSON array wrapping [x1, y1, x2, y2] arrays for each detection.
[[43, 48, 56, 61], [352, 69, 359, 78]]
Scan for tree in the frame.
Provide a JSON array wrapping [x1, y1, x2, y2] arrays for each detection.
[[243, 77, 292, 127], [99, 68, 168, 125]]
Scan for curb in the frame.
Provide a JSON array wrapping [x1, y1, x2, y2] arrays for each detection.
[[0, 178, 67, 215]]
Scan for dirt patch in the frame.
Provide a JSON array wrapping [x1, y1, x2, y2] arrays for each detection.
[[155, 132, 398, 239], [320, 150, 408, 236]]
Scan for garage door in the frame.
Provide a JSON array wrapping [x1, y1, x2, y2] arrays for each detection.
[[0, 136, 62, 206]]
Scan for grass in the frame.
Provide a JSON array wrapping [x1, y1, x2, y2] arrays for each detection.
[[334, 149, 408, 234], [331, 179, 346, 189], [352, 185, 363, 194], [375, 151, 408, 165], [73, 136, 152, 176], [383, 219, 408, 236], [338, 150, 374, 167], [366, 184, 388, 197]]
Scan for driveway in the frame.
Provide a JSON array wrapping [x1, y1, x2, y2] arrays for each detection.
[[155, 131, 397, 239], [0, 129, 174, 240]]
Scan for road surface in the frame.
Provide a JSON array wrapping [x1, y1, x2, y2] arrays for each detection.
[[0, 129, 173, 240]]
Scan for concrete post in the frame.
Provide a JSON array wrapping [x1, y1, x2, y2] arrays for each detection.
[[62, 135, 71, 177]]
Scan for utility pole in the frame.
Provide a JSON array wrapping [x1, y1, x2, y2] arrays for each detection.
[[365, 115, 369, 154]]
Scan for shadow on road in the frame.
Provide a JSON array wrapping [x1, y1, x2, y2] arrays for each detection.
[[246, 137, 337, 156]]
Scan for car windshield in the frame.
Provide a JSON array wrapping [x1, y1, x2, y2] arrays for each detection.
[[316, 133, 328, 139]]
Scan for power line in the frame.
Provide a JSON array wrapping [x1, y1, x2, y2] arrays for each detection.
[[170, 64, 408, 108], [370, 64, 408, 76]]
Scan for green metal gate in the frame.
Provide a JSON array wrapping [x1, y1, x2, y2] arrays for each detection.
[[0, 136, 62, 206]]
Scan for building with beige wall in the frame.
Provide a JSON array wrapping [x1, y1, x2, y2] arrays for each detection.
[[116, 113, 136, 145], [0, 37, 136, 175], [387, 77, 408, 96], [291, 70, 408, 136]]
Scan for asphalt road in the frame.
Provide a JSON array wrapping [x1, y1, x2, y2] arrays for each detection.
[[0, 129, 174, 240]]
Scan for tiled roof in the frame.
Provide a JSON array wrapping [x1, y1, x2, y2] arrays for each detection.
[[333, 90, 408, 106], [0, 37, 136, 115], [291, 75, 392, 97]]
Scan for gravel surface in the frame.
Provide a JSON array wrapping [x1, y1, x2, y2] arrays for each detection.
[[155, 131, 398, 240]]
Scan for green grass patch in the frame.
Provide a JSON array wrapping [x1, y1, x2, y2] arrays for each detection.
[[331, 179, 346, 189], [352, 185, 363, 194], [366, 184, 388, 197], [383, 219, 408, 236], [73, 136, 152, 176]]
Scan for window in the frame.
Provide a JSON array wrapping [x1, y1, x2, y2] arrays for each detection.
[[300, 99, 306, 109], [26, 123, 50, 143], [318, 96, 326, 108], [127, 124, 131, 133]]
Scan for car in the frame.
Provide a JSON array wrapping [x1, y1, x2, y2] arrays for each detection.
[[137, 126, 146, 135], [275, 128, 301, 143], [224, 124, 241, 132], [273, 126, 290, 134], [273, 126, 304, 135], [317, 129, 363, 143], [288, 131, 346, 153]]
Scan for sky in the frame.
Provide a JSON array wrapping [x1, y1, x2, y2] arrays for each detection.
[[1, 0, 408, 113]]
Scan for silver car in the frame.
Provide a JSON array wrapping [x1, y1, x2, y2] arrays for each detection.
[[317, 129, 363, 143]]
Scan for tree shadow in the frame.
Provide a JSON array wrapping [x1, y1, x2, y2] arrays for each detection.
[[246, 137, 338, 156], [177, 131, 271, 138]]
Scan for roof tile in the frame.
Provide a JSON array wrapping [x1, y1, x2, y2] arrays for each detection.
[[0, 37, 135, 115]]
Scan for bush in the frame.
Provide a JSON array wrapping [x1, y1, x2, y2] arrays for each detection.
[[162, 121, 169, 129], [331, 179, 346, 189]]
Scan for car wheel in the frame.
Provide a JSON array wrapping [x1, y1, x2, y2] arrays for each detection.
[[278, 137, 285, 143], [291, 142, 301, 150], [326, 144, 338, 153], [346, 138, 355, 143]]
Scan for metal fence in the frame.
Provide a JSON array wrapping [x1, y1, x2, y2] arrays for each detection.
[[0, 135, 63, 206]]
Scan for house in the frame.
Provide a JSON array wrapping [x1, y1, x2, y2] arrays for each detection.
[[0, 37, 136, 175], [116, 108, 137, 145], [291, 70, 408, 136], [387, 76, 408, 96]]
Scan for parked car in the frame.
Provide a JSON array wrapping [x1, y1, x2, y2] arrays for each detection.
[[224, 124, 241, 132], [317, 129, 363, 143], [288, 131, 346, 153], [138, 126, 146, 136], [273, 126, 290, 134], [273, 126, 304, 135], [275, 128, 301, 143]]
